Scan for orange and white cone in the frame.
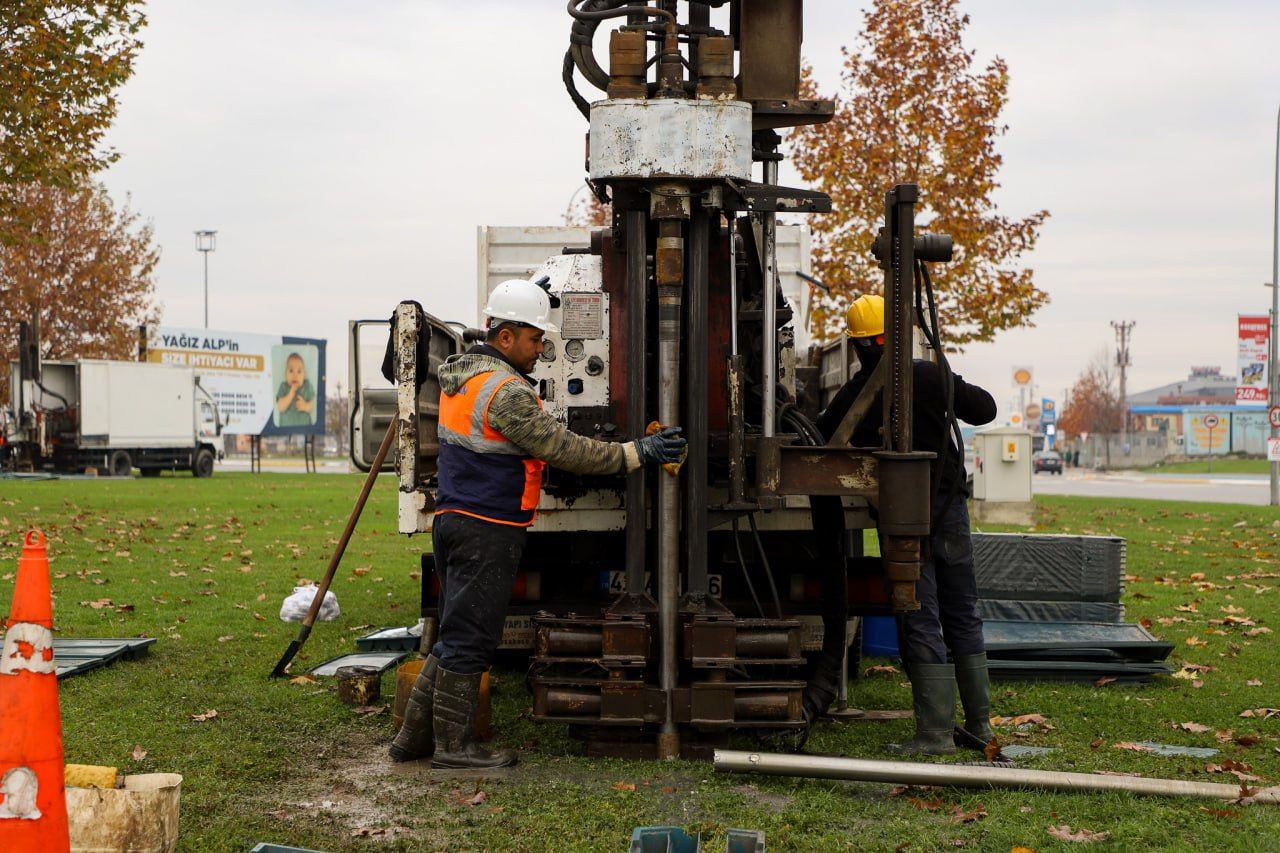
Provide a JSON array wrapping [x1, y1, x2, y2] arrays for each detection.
[[0, 530, 70, 851]]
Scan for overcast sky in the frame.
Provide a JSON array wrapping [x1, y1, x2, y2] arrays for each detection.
[[99, 0, 1280, 418]]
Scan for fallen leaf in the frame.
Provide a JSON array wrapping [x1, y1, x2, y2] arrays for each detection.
[[1094, 676, 1117, 687], [909, 796, 944, 811], [865, 665, 899, 676], [1089, 738, 1104, 750], [611, 781, 636, 792], [1248, 679, 1263, 687], [131, 745, 147, 761], [1199, 806, 1240, 819], [289, 675, 317, 686], [1245, 627, 1273, 637], [983, 738, 1003, 762], [1234, 734, 1262, 747], [256, 593, 266, 601], [465, 790, 487, 807], [253, 612, 267, 621], [1216, 729, 1235, 743], [352, 567, 372, 577], [350, 828, 387, 838], [1240, 708, 1280, 719], [1113, 742, 1153, 753], [353, 705, 385, 716], [1185, 636, 1207, 647], [1176, 721, 1211, 734], [1047, 824, 1110, 843], [951, 804, 987, 824], [190, 709, 218, 722], [1012, 848, 1037, 853]]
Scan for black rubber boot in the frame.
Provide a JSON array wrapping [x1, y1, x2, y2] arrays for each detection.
[[885, 662, 957, 756], [431, 667, 517, 770], [953, 652, 996, 748], [388, 655, 440, 763]]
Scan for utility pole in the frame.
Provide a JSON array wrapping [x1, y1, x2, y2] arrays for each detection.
[[1111, 321, 1135, 444], [1270, 104, 1279, 506]]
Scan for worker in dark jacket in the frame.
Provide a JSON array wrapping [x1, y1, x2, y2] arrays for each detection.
[[389, 279, 685, 769], [817, 294, 998, 756]]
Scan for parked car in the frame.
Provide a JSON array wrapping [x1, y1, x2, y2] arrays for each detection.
[[1033, 450, 1064, 474]]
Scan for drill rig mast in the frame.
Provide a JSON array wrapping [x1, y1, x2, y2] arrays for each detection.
[[390, 1, 952, 759]]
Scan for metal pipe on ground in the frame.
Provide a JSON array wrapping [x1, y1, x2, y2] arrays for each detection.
[[714, 750, 1280, 805]]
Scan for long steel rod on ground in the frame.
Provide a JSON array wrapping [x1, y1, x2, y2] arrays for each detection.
[[714, 750, 1280, 804], [625, 209, 649, 596]]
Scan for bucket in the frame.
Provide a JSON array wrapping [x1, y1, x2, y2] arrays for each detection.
[[392, 660, 491, 740], [861, 616, 899, 657], [66, 772, 182, 853]]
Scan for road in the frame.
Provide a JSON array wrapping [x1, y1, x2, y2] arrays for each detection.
[[1034, 468, 1272, 507]]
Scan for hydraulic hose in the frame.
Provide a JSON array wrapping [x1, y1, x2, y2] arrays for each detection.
[[562, 49, 592, 119]]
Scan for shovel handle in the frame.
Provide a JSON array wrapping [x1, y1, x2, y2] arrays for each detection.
[[299, 420, 397, 629]]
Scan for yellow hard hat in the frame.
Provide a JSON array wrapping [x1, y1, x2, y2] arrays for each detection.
[[845, 294, 885, 339]]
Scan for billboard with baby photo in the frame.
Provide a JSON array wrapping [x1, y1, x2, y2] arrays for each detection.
[[147, 326, 326, 436]]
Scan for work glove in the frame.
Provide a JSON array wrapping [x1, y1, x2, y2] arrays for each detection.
[[634, 427, 686, 466]]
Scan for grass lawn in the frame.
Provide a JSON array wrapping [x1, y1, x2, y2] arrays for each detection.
[[1139, 459, 1272, 476], [1, 474, 1278, 851]]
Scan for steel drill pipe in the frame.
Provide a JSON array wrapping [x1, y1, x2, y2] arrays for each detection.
[[713, 750, 1280, 805]]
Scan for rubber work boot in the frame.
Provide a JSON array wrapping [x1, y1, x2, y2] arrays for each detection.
[[388, 655, 440, 763], [953, 652, 996, 748], [431, 667, 517, 770], [884, 663, 957, 756]]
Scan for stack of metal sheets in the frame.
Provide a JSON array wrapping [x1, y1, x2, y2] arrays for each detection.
[[54, 637, 156, 680], [973, 533, 1125, 623], [982, 620, 1174, 683]]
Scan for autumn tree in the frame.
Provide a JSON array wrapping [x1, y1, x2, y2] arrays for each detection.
[[0, 181, 160, 401], [1058, 350, 1124, 440], [789, 0, 1048, 346], [0, 2, 146, 196], [565, 184, 611, 227]]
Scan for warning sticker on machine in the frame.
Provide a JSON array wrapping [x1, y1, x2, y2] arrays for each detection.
[[561, 293, 605, 339]]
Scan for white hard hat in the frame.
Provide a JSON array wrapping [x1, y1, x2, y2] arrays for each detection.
[[483, 279, 559, 335]]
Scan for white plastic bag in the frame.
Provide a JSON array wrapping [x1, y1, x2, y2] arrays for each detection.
[[279, 585, 340, 622]]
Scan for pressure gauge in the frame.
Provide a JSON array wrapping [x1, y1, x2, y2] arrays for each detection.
[[539, 339, 557, 363], [564, 339, 586, 362]]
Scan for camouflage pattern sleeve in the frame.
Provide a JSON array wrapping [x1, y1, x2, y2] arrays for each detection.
[[487, 382, 639, 474]]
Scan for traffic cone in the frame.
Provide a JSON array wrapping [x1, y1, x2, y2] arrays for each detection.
[[0, 530, 70, 851]]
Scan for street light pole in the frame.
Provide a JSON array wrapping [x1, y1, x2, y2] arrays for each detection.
[[195, 230, 217, 329], [1271, 105, 1279, 507]]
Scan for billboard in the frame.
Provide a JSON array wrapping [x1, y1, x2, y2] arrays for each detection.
[[148, 327, 326, 436], [1183, 411, 1230, 456], [1236, 315, 1269, 404]]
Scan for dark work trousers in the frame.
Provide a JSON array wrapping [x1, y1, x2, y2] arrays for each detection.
[[429, 512, 527, 675], [897, 495, 985, 666]]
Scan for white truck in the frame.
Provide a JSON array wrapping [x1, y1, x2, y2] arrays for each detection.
[[5, 358, 222, 477]]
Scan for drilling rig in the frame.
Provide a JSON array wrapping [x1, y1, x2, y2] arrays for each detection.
[[385, 1, 953, 759]]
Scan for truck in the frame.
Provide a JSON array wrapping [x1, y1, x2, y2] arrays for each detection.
[[5, 326, 223, 477]]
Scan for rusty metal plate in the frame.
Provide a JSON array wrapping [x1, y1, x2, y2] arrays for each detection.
[[756, 439, 879, 497]]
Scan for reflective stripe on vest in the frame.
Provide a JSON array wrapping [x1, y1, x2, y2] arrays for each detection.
[[436, 370, 545, 526]]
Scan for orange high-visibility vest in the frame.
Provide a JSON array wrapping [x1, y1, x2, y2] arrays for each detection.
[[436, 370, 545, 526]]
